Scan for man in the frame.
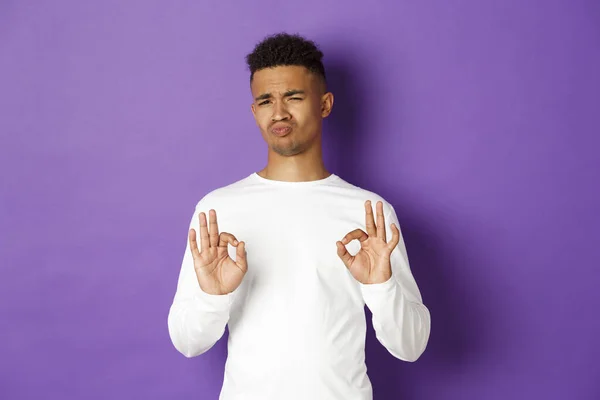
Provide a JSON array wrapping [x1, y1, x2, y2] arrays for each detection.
[[167, 32, 431, 400]]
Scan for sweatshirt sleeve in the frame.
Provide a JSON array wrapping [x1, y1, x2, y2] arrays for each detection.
[[167, 202, 236, 358], [359, 205, 431, 362]]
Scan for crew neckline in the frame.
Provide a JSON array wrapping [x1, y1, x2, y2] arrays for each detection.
[[250, 172, 339, 186]]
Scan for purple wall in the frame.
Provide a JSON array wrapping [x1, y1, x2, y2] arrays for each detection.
[[1, 1, 599, 399]]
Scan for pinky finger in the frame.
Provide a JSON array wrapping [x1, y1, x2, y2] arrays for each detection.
[[387, 223, 400, 251]]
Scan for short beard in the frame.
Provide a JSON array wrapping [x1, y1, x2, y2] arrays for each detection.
[[271, 140, 305, 156]]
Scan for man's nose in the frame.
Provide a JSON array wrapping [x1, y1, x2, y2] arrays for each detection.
[[271, 100, 291, 121]]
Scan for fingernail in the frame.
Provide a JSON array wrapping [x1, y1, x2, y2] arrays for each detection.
[[234, 240, 238, 245]]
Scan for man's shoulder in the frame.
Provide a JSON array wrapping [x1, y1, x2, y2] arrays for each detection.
[[335, 176, 392, 206], [191, 172, 397, 215], [193, 173, 255, 209]]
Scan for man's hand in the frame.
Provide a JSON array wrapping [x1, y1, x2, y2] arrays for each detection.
[[189, 209, 247, 295], [336, 200, 400, 285]]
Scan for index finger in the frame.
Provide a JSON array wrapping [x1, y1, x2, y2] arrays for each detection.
[[342, 228, 369, 244]]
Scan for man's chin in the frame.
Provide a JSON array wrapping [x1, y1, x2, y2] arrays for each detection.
[[271, 143, 303, 157]]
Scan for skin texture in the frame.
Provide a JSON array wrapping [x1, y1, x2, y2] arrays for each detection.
[[250, 65, 333, 182], [336, 200, 400, 285], [188, 65, 399, 294], [189, 210, 247, 295]]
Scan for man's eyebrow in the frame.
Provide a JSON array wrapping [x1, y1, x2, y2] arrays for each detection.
[[254, 90, 306, 102], [255, 93, 272, 101], [283, 89, 305, 97]]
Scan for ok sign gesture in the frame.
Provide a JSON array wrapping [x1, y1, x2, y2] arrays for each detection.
[[189, 209, 247, 295], [336, 200, 401, 285]]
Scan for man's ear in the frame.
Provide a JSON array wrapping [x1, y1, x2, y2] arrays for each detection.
[[321, 92, 334, 118], [250, 103, 260, 127]]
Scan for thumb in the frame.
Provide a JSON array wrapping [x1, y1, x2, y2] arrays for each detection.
[[336, 241, 354, 268], [235, 241, 248, 272]]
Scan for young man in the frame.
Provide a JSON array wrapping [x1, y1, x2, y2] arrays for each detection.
[[167, 33, 431, 400]]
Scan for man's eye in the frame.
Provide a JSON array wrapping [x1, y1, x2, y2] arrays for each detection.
[[259, 100, 270, 106], [290, 97, 302, 101]]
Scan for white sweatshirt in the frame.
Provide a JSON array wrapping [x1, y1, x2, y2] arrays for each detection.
[[167, 172, 431, 400]]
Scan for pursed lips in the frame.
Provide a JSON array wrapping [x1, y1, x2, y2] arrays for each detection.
[[270, 123, 293, 136]]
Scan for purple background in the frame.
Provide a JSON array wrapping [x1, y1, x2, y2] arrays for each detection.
[[1, 1, 599, 399]]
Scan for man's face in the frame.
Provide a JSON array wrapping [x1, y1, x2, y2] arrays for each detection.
[[250, 65, 333, 157]]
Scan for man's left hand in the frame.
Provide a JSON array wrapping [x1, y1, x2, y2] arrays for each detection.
[[336, 200, 400, 285]]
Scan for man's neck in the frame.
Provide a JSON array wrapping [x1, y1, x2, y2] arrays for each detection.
[[257, 162, 330, 183]]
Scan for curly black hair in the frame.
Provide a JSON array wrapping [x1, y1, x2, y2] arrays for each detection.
[[245, 32, 326, 86]]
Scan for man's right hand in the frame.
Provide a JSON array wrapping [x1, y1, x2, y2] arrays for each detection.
[[188, 209, 247, 295]]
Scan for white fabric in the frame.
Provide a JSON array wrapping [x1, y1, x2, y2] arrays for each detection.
[[167, 172, 431, 400]]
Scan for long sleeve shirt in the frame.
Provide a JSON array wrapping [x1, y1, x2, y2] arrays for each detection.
[[167, 172, 431, 400]]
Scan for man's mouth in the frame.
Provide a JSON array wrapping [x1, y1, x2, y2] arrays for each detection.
[[270, 124, 292, 136]]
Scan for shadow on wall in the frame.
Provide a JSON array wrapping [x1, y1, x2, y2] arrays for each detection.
[[323, 53, 488, 399], [321, 58, 366, 183]]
